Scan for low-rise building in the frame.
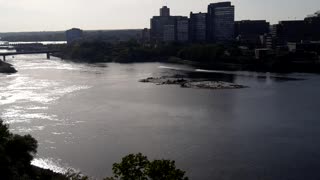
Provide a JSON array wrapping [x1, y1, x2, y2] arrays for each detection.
[[141, 28, 151, 43], [255, 48, 274, 59], [288, 41, 320, 53]]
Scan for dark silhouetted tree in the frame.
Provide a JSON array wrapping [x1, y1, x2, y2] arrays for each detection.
[[146, 160, 188, 180], [0, 119, 38, 179], [105, 153, 188, 180]]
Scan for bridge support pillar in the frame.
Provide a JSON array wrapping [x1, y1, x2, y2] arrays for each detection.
[[46, 53, 50, 59], [3, 56, 5, 61]]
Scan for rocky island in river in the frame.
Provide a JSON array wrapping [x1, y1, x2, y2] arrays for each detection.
[[140, 76, 247, 90]]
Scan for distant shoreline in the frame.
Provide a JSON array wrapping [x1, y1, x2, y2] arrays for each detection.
[[49, 41, 320, 74]]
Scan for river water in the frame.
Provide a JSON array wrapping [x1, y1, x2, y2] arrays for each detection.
[[1, 54, 320, 180]]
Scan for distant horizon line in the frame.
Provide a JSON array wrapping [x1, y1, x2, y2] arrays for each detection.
[[0, 28, 144, 34]]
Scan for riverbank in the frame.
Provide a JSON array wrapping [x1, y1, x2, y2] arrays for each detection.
[[0, 60, 17, 73]]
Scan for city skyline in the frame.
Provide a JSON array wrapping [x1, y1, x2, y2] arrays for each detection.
[[0, 0, 319, 32]]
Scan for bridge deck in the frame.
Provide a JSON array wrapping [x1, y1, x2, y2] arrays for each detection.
[[0, 50, 60, 61], [0, 50, 59, 56]]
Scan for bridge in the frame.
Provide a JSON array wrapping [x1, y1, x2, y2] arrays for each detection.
[[0, 50, 60, 61], [0, 46, 15, 50]]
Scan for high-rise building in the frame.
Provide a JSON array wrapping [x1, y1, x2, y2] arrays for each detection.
[[163, 25, 175, 42], [177, 17, 189, 42], [66, 28, 83, 44], [151, 6, 189, 42], [150, 16, 176, 42], [160, 6, 170, 17], [235, 20, 270, 46], [207, 2, 235, 42], [189, 12, 207, 42]]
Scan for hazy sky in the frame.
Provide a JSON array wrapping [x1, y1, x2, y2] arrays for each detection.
[[0, 0, 319, 32]]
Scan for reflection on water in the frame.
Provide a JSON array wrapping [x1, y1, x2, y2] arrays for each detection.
[[1, 54, 320, 179]]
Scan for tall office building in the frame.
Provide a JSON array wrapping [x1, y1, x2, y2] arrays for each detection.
[[189, 12, 207, 42], [207, 2, 235, 42], [177, 17, 189, 42], [66, 28, 83, 44], [160, 6, 170, 17], [151, 6, 172, 42], [150, 15, 175, 42], [151, 6, 188, 42], [163, 25, 175, 42]]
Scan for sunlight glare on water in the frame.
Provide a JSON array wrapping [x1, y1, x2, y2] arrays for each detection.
[[31, 157, 71, 174]]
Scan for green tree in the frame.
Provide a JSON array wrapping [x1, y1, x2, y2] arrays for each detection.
[[146, 160, 188, 180], [105, 153, 188, 180], [0, 119, 38, 179], [111, 153, 149, 180]]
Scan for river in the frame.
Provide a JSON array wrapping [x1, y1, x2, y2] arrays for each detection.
[[1, 54, 320, 179]]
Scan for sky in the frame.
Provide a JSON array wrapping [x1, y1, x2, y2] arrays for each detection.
[[0, 0, 319, 32]]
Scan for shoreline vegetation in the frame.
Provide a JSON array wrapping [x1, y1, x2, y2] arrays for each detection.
[[0, 60, 17, 74], [50, 40, 320, 73]]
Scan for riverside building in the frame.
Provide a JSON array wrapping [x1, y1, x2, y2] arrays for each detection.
[[207, 2, 235, 43]]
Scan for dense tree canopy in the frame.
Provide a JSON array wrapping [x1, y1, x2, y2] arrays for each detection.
[[105, 153, 188, 180], [0, 119, 38, 179]]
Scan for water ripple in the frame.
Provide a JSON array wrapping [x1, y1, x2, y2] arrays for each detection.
[[2, 107, 59, 124], [14, 126, 45, 133]]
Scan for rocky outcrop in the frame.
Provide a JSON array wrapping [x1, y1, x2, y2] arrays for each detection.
[[0, 60, 17, 74], [140, 77, 247, 90]]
